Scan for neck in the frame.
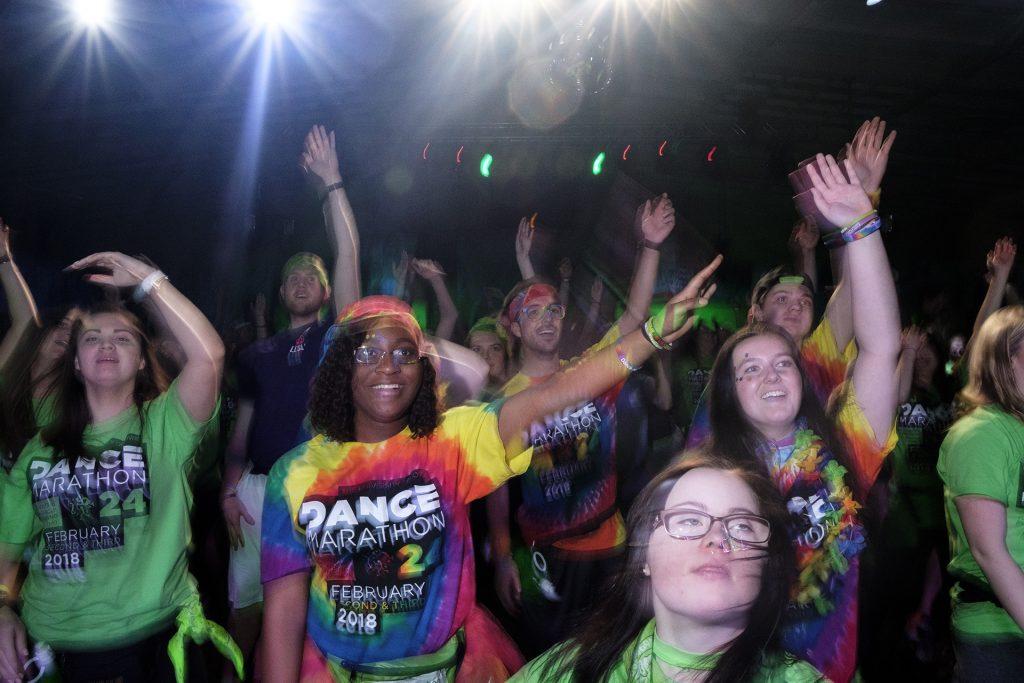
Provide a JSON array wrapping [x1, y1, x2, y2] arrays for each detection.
[[518, 346, 560, 377], [652, 606, 743, 661], [354, 413, 408, 443], [85, 383, 136, 424], [289, 312, 319, 329], [758, 422, 796, 443]]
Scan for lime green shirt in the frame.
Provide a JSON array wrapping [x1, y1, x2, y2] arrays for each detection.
[[510, 620, 827, 682], [0, 380, 217, 649], [937, 405, 1024, 641]]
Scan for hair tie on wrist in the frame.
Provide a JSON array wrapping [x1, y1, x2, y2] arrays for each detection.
[[133, 270, 169, 302]]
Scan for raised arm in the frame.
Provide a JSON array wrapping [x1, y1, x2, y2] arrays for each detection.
[[558, 258, 572, 307], [0, 220, 42, 369], [788, 218, 819, 291], [956, 495, 1024, 631], [426, 335, 489, 407], [896, 326, 926, 404], [826, 117, 897, 352], [67, 252, 225, 421], [807, 155, 901, 444], [616, 194, 676, 334], [498, 255, 722, 446], [302, 125, 361, 312], [970, 237, 1017, 346], [250, 293, 270, 340], [514, 217, 536, 280], [411, 259, 458, 341]]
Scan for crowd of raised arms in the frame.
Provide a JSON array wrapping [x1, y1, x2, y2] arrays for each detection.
[[0, 117, 1021, 683]]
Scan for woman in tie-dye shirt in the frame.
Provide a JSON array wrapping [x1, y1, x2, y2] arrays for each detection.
[[704, 154, 900, 682], [261, 259, 720, 682]]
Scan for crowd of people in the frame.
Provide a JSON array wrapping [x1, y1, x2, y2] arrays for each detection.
[[0, 116, 1021, 683]]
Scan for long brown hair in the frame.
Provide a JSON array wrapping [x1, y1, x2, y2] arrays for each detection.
[[960, 305, 1024, 421], [41, 303, 169, 468], [541, 452, 797, 683], [706, 323, 862, 500]]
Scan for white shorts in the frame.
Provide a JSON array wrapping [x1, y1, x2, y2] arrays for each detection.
[[227, 467, 267, 610]]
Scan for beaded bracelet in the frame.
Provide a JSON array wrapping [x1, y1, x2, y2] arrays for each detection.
[[822, 211, 882, 250]]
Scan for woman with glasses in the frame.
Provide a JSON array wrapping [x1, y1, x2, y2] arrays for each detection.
[[512, 453, 825, 682], [701, 154, 900, 682], [260, 251, 719, 683]]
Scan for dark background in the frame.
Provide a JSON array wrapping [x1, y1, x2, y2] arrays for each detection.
[[1, 0, 1022, 333]]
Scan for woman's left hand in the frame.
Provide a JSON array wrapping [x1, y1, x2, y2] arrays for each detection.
[[66, 252, 158, 288]]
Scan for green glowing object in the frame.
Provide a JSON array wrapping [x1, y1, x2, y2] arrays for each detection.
[[480, 153, 493, 177], [591, 151, 605, 175]]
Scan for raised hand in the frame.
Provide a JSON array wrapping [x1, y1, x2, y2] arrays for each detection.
[[515, 217, 534, 262], [250, 293, 267, 321], [638, 193, 676, 245], [987, 236, 1017, 281], [558, 257, 572, 281], [806, 154, 874, 228], [300, 124, 342, 186], [590, 276, 604, 303], [411, 258, 446, 280], [0, 218, 10, 261], [654, 255, 723, 343], [844, 117, 897, 194], [788, 218, 819, 252], [901, 325, 926, 354], [66, 252, 158, 288], [393, 251, 412, 295]]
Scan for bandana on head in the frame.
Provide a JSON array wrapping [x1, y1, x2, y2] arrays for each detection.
[[501, 283, 559, 331], [281, 252, 330, 290], [318, 295, 425, 368]]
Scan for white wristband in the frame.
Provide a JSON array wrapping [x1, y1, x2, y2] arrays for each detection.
[[133, 270, 168, 302]]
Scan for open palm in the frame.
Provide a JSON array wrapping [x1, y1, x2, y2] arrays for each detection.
[[806, 154, 873, 228]]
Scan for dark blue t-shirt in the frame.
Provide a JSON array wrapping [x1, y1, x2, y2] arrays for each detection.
[[236, 319, 330, 475]]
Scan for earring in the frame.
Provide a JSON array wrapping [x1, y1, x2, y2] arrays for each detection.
[[642, 565, 651, 577]]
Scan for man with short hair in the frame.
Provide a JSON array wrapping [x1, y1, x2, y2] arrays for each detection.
[[486, 194, 676, 653]]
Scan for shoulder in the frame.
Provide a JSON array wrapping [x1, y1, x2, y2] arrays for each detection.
[[943, 407, 1023, 457]]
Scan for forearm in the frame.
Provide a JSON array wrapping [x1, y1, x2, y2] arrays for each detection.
[[846, 233, 900, 358], [824, 248, 853, 351], [972, 274, 1009, 343], [486, 486, 513, 560], [429, 335, 488, 405], [322, 186, 361, 312], [516, 253, 535, 281], [975, 550, 1024, 631], [896, 348, 916, 404], [148, 282, 225, 372], [618, 247, 660, 334], [222, 401, 254, 492], [426, 277, 458, 342], [559, 277, 570, 307], [0, 259, 41, 367], [652, 354, 672, 411], [261, 573, 310, 682], [792, 247, 818, 291]]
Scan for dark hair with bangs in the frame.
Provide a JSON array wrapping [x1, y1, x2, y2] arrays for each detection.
[[540, 451, 798, 683], [308, 329, 440, 442]]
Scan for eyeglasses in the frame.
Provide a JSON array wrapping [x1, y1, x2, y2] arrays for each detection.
[[353, 346, 421, 366], [519, 303, 566, 321], [654, 507, 770, 546]]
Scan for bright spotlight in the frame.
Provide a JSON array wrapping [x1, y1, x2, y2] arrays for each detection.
[[866, 0, 884, 5], [245, 0, 298, 30], [70, 0, 114, 28]]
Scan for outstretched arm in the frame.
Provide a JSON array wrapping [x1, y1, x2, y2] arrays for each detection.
[[896, 327, 926, 404], [67, 252, 225, 422], [807, 154, 901, 445], [302, 125, 361, 312], [0, 221, 42, 369], [514, 217, 536, 280], [498, 255, 722, 446], [788, 218, 819, 291], [558, 258, 573, 307], [616, 194, 676, 335], [412, 259, 458, 342], [970, 237, 1016, 347]]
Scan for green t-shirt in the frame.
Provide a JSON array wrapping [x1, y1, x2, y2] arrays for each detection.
[[937, 404, 1024, 641], [510, 620, 826, 683], [0, 380, 217, 650]]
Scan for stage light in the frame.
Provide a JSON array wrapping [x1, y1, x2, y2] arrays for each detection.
[[70, 0, 114, 28], [480, 153, 493, 177], [622, 145, 631, 161], [658, 140, 668, 157], [591, 152, 606, 176], [706, 145, 717, 162], [245, 0, 298, 30], [866, 0, 883, 5]]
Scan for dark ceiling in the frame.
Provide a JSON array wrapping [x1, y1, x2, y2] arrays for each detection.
[[1, 0, 1022, 328]]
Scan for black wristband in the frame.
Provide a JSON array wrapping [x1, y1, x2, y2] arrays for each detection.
[[320, 180, 344, 203], [641, 238, 663, 252]]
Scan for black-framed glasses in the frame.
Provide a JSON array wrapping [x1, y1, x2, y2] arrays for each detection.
[[654, 507, 770, 546], [353, 346, 421, 366], [519, 303, 567, 321]]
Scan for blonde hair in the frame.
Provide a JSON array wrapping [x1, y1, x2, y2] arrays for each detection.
[[961, 305, 1024, 421]]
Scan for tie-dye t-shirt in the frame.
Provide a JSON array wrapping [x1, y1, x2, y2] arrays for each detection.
[[766, 385, 896, 683], [498, 325, 626, 551], [686, 317, 857, 449], [261, 402, 531, 666]]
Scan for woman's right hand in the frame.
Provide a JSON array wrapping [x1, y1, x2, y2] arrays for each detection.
[[223, 496, 255, 551], [66, 252, 158, 289], [0, 605, 28, 682]]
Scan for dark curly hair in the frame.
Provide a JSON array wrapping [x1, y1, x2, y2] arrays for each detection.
[[309, 329, 440, 442]]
